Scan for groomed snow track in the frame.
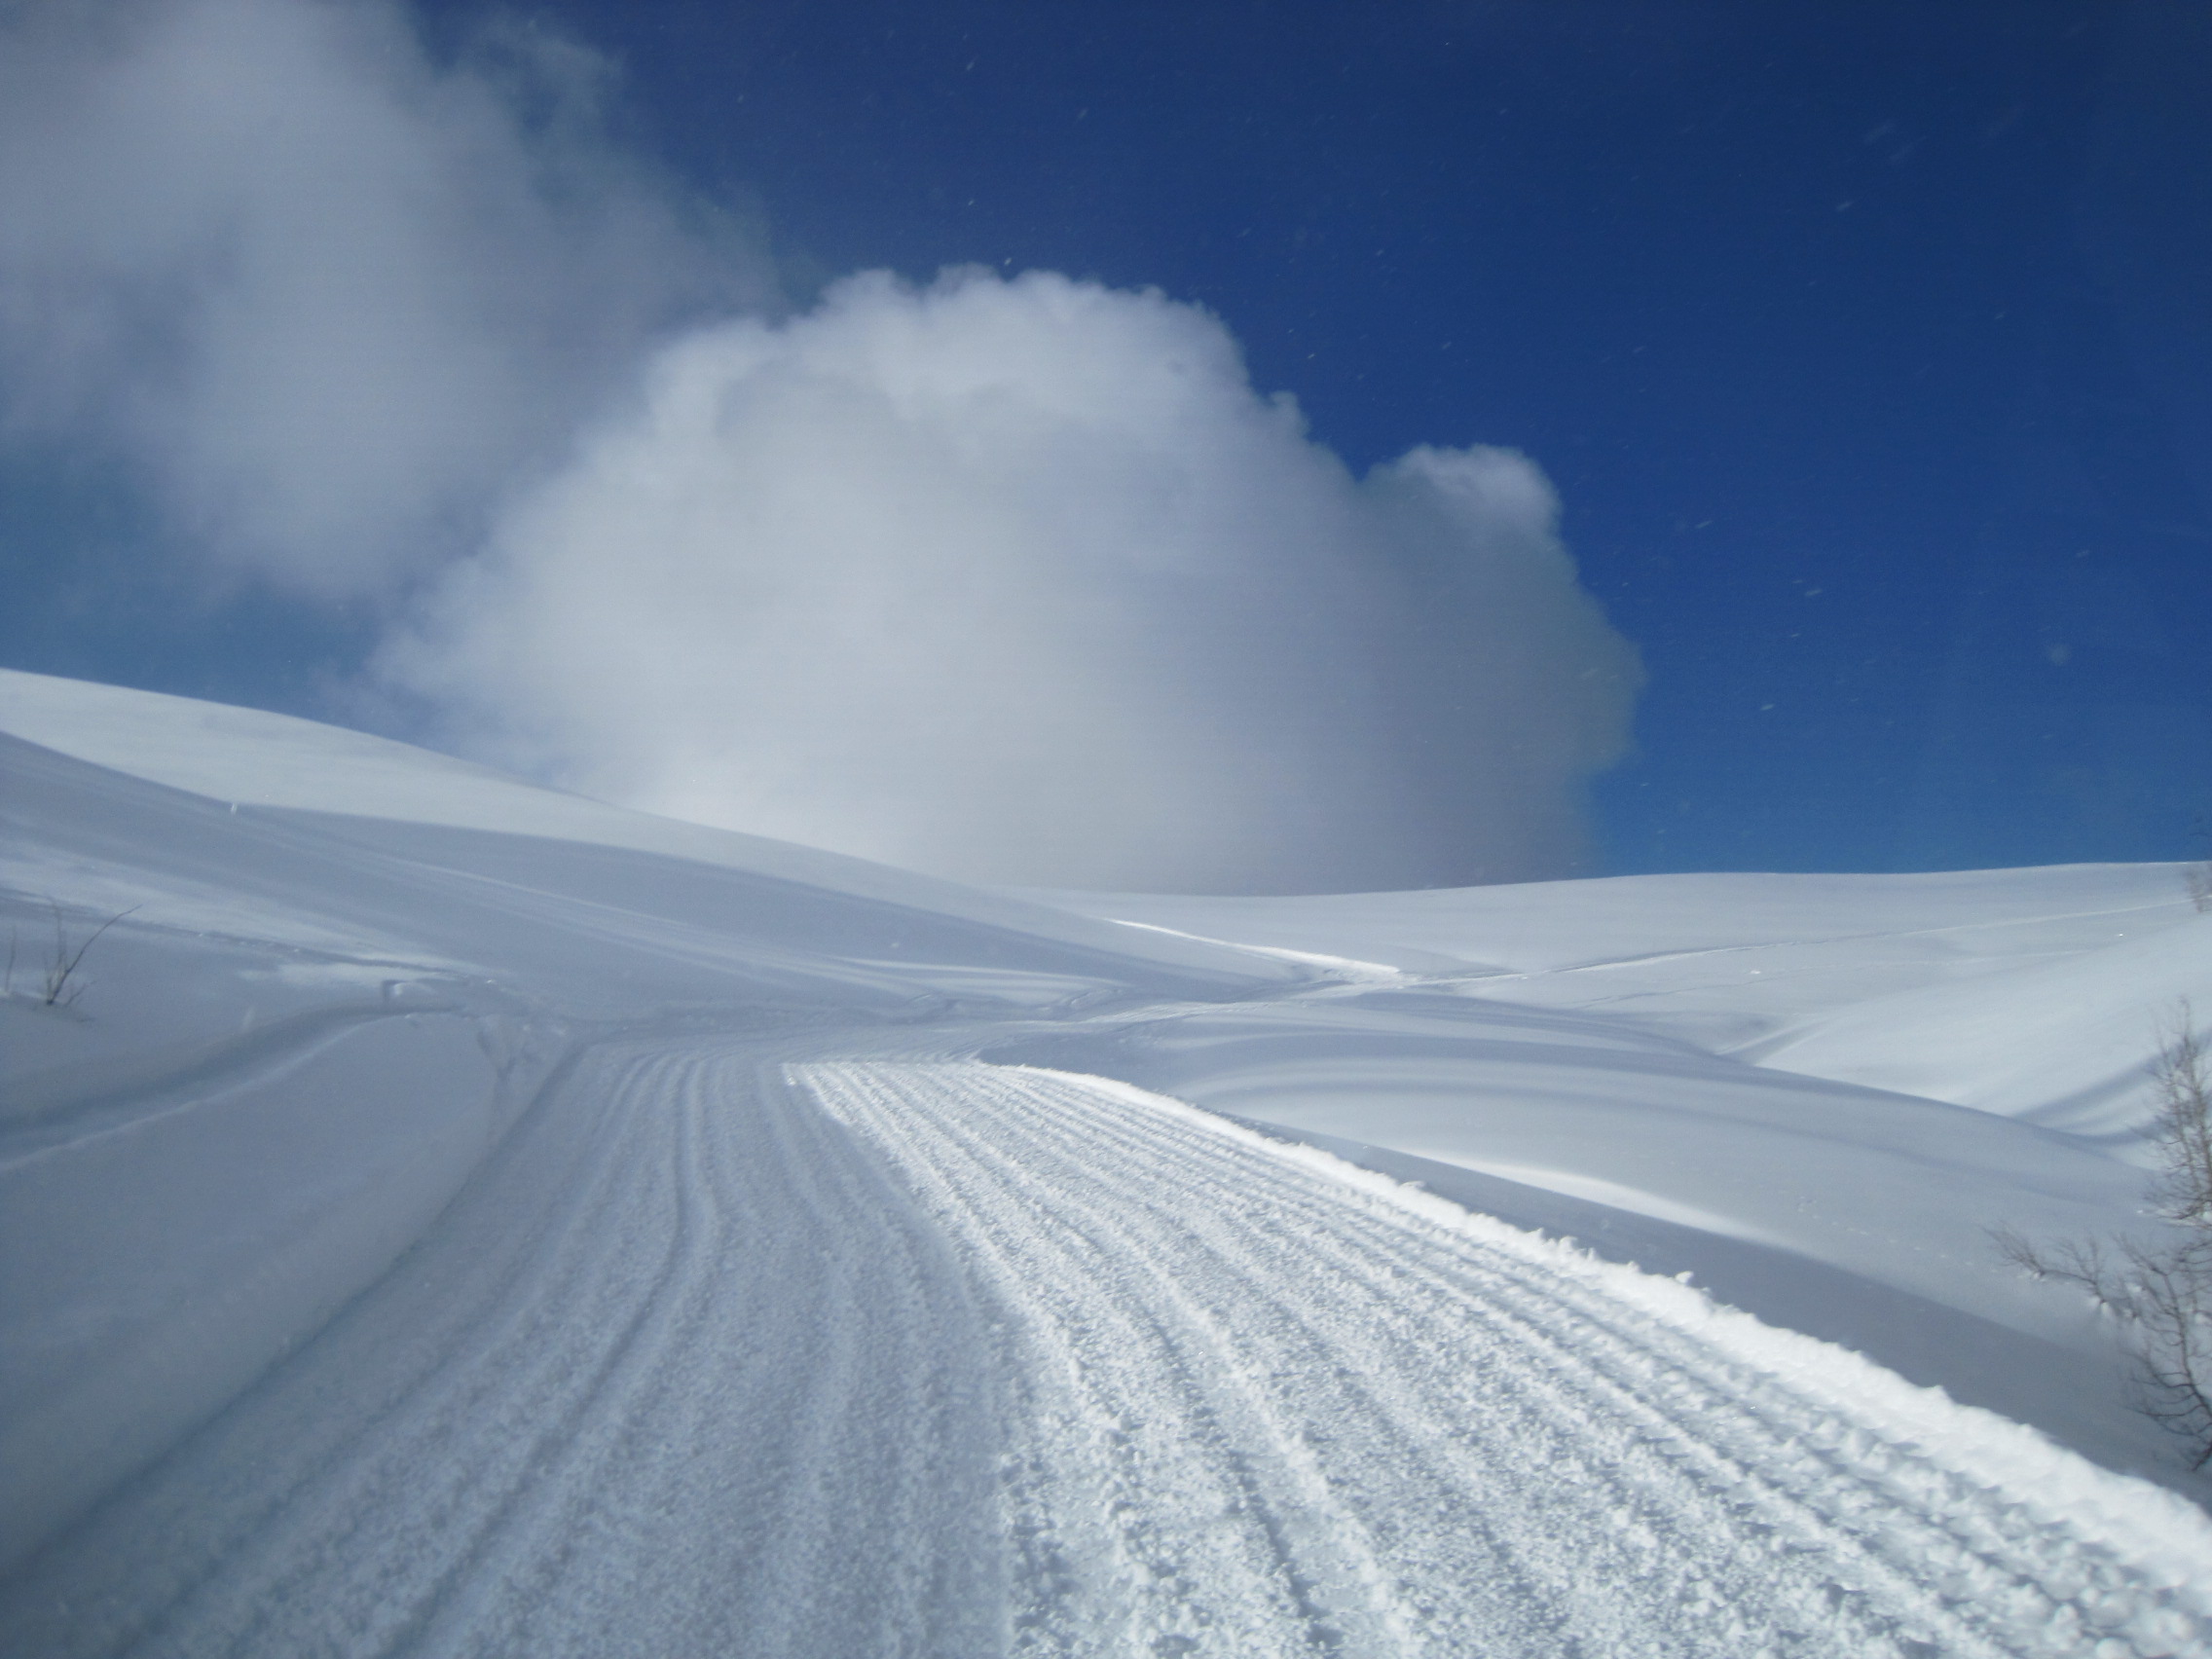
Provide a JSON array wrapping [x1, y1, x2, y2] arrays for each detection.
[[4, 1047, 2207, 1657], [798, 1062, 2210, 1659]]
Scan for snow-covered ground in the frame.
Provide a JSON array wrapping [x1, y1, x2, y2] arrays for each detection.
[[3, 665, 2209, 1656]]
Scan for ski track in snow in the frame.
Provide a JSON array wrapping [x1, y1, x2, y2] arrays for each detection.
[[797, 1061, 2211, 1659], [1, 1039, 1007, 1659], [5, 1043, 2208, 1658]]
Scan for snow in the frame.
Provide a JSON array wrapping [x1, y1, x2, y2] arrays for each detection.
[[806, 1063, 2211, 1656], [2, 665, 2209, 1655], [0, 668, 1285, 991], [1024, 869, 2212, 1135]]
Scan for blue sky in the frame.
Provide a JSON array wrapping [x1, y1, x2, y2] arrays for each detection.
[[3, 0, 2207, 886]]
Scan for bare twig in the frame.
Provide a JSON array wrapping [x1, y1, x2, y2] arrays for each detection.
[[38, 901, 138, 1010]]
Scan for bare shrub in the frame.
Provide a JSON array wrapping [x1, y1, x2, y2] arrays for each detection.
[[2150, 1009, 2212, 1228], [1996, 1001, 2212, 1469], [2187, 861, 2212, 915]]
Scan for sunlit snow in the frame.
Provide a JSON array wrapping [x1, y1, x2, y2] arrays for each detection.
[[3, 666, 2208, 1657]]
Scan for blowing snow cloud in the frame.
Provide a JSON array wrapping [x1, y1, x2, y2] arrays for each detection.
[[2, 0, 1642, 893]]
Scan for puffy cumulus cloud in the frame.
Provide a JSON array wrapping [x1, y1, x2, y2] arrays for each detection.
[[388, 269, 1641, 892], [0, 0, 770, 596], [1, 0, 1641, 891]]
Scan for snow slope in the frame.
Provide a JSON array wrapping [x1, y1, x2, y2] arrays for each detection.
[[1029, 869, 2212, 1138], [3, 667, 2208, 1655]]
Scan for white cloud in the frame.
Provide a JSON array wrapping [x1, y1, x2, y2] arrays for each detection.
[[1, 0, 1641, 891], [0, 0, 770, 596], [388, 269, 1641, 892]]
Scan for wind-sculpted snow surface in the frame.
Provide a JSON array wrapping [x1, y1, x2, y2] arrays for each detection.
[[796, 1062, 2212, 1659]]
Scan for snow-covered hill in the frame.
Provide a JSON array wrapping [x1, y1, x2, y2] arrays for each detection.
[[3, 667, 2207, 1656]]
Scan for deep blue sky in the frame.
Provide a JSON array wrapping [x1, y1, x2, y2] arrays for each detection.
[[7, 0, 2209, 877]]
